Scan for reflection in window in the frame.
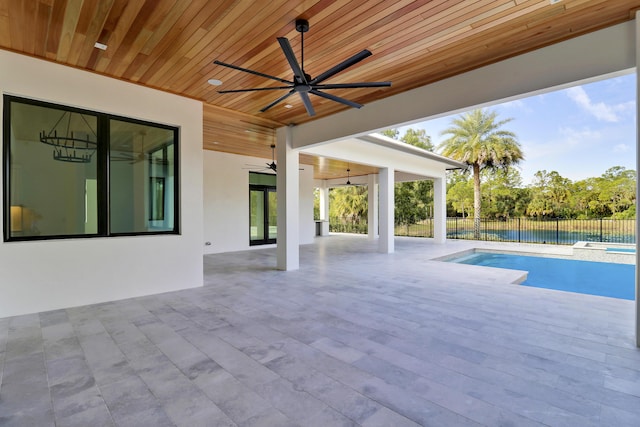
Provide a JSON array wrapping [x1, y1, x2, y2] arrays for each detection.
[[3, 96, 179, 241], [6, 101, 98, 238], [109, 119, 176, 234]]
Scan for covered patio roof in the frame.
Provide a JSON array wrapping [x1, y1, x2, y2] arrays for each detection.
[[303, 133, 466, 186]]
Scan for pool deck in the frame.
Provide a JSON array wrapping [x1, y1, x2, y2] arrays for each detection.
[[0, 235, 638, 426]]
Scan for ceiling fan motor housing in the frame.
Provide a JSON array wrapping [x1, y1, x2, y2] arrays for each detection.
[[295, 19, 309, 33]]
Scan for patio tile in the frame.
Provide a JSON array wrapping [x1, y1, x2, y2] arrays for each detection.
[[360, 406, 422, 427], [54, 404, 114, 427], [237, 408, 299, 427], [0, 235, 639, 426]]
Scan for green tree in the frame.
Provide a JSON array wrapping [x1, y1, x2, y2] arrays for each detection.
[[381, 128, 435, 227], [398, 128, 433, 150], [329, 186, 368, 224], [447, 179, 474, 217], [482, 167, 529, 219], [438, 109, 524, 237], [526, 170, 572, 218], [381, 128, 400, 139], [598, 166, 636, 216], [395, 182, 424, 227], [571, 178, 603, 218]]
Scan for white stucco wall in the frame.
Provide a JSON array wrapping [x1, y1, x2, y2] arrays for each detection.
[[0, 50, 204, 318], [203, 150, 314, 254]]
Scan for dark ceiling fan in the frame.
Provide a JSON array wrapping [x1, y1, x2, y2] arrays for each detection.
[[213, 19, 391, 117], [244, 144, 304, 173], [243, 144, 278, 173]]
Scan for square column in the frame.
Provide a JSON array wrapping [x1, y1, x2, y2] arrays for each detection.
[[319, 181, 329, 221], [276, 126, 299, 271], [367, 174, 378, 240], [378, 167, 394, 253], [433, 177, 447, 244]]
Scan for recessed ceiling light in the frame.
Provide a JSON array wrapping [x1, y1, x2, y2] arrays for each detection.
[[94, 42, 107, 50], [284, 104, 293, 109], [208, 79, 223, 86]]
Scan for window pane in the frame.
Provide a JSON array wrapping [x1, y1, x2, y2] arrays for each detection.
[[7, 100, 98, 238], [268, 189, 277, 240], [109, 119, 176, 233], [250, 189, 265, 241], [249, 172, 276, 186]]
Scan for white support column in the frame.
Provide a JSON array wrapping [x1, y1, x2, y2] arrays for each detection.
[[367, 174, 378, 240], [378, 167, 394, 253], [635, 11, 639, 348], [433, 176, 447, 244], [276, 126, 299, 271], [319, 181, 329, 221]]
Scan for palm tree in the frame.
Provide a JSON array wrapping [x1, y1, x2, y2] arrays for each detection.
[[438, 109, 524, 238]]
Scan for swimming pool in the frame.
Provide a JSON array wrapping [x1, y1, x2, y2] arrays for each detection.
[[450, 252, 635, 300]]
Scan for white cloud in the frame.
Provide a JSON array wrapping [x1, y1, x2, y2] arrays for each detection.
[[558, 126, 602, 146], [566, 86, 620, 122], [519, 139, 560, 161], [613, 143, 630, 153], [500, 99, 525, 109]]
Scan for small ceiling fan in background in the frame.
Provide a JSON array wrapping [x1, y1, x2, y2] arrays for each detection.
[[111, 131, 168, 165], [214, 18, 391, 116], [244, 144, 303, 173]]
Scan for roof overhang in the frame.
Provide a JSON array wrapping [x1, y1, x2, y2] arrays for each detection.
[[301, 133, 465, 185]]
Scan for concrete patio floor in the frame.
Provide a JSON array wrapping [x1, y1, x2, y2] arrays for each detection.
[[1, 235, 638, 426]]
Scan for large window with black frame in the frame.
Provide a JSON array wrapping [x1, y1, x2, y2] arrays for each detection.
[[3, 95, 179, 241]]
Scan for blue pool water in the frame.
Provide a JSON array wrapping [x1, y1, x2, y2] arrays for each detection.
[[452, 252, 635, 300], [606, 247, 636, 253]]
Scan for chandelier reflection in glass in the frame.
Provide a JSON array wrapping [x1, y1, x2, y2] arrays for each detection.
[[40, 111, 97, 163]]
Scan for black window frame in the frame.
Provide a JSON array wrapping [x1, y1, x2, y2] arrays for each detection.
[[249, 172, 276, 246], [3, 95, 180, 242]]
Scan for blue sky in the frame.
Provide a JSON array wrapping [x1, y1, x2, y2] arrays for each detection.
[[398, 73, 637, 186]]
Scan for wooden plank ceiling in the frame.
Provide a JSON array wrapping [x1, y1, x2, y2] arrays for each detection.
[[1, 0, 639, 179]]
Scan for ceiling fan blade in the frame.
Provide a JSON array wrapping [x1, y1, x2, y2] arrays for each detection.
[[277, 37, 308, 84], [214, 60, 293, 84], [310, 50, 372, 85], [311, 89, 363, 109], [299, 92, 316, 116], [218, 86, 292, 94], [313, 81, 392, 89], [260, 89, 295, 112]]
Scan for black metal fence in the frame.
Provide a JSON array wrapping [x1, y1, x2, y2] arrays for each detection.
[[329, 216, 636, 245]]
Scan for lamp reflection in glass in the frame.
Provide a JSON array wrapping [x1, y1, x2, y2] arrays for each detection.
[[10, 205, 24, 233], [10, 205, 37, 235]]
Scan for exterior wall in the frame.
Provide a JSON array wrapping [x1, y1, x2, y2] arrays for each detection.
[[203, 150, 314, 254], [0, 50, 203, 318]]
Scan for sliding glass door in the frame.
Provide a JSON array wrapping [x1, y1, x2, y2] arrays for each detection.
[[249, 172, 276, 245]]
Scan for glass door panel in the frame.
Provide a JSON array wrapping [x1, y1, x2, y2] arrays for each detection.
[[268, 189, 277, 240], [250, 189, 265, 242]]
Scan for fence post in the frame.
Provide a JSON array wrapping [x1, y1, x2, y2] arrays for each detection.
[[518, 218, 521, 243], [600, 218, 603, 242], [556, 218, 559, 245]]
